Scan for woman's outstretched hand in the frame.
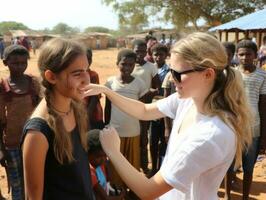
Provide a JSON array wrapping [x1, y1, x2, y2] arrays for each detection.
[[99, 127, 121, 157], [83, 83, 106, 97]]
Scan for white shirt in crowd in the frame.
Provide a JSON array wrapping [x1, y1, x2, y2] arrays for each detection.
[[238, 67, 266, 137], [105, 76, 147, 137], [156, 94, 236, 200], [132, 61, 157, 91]]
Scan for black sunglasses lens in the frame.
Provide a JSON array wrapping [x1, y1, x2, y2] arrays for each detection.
[[171, 69, 181, 82]]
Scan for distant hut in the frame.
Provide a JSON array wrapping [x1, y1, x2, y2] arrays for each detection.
[[3, 30, 54, 48], [74, 32, 112, 49]]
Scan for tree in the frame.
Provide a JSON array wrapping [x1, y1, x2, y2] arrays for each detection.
[[84, 26, 110, 33], [102, 0, 266, 30], [0, 21, 29, 35], [52, 23, 80, 35]]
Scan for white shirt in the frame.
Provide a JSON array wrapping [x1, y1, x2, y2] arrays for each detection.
[[156, 94, 236, 200], [105, 76, 148, 137], [132, 61, 158, 90]]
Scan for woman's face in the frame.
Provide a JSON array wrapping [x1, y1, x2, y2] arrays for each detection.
[[53, 54, 90, 101], [170, 53, 208, 99]]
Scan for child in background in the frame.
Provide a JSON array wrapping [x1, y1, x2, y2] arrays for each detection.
[[132, 39, 161, 174], [145, 36, 157, 63], [86, 48, 104, 129], [88, 129, 125, 200], [104, 49, 147, 190], [149, 43, 169, 175], [223, 41, 241, 199], [230, 40, 266, 200], [21, 38, 94, 199], [161, 71, 175, 144], [222, 42, 236, 67], [0, 45, 40, 200]]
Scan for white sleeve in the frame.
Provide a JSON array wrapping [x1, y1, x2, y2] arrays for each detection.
[[160, 131, 225, 193], [156, 93, 179, 119]]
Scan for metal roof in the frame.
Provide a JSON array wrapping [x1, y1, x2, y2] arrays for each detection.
[[209, 8, 266, 31]]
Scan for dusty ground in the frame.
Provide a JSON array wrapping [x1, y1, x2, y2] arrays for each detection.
[[0, 48, 265, 199]]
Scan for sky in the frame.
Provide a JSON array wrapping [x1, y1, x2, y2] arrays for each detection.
[[0, 0, 121, 30]]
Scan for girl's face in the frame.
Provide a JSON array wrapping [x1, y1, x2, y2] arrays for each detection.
[[118, 57, 135, 77], [237, 48, 256, 67], [170, 53, 209, 99], [53, 54, 90, 101]]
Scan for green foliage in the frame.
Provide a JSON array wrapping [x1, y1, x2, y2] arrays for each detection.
[[84, 26, 110, 33], [102, 0, 266, 30], [0, 21, 29, 35], [52, 23, 80, 35]]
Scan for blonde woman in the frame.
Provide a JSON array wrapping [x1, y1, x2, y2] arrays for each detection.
[[21, 38, 94, 200], [84, 32, 253, 200]]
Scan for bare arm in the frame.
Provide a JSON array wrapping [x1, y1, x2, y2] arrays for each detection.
[[100, 127, 172, 199], [22, 131, 48, 200], [84, 84, 165, 121]]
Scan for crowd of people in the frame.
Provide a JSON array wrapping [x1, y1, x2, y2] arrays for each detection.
[[0, 32, 265, 200]]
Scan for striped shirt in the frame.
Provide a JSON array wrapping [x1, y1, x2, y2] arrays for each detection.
[[238, 67, 266, 137]]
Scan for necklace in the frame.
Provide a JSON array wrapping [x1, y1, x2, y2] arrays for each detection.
[[51, 104, 72, 116]]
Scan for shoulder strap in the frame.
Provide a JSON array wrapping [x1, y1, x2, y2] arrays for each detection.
[[21, 118, 53, 147]]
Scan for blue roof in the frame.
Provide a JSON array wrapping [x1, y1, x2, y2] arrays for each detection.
[[209, 8, 266, 31]]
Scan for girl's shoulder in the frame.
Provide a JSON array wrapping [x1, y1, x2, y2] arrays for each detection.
[[21, 117, 53, 147]]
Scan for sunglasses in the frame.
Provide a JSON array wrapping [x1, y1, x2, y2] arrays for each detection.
[[170, 68, 206, 83]]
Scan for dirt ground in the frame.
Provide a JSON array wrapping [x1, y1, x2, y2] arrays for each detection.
[[0, 48, 266, 199]]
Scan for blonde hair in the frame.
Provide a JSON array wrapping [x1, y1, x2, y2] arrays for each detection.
[[38, 38, 88, 164], [171, 32, 253, 167]]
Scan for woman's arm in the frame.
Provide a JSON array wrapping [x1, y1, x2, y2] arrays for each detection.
[[84, 84, 165, 121], [22, 131, 49, 200], [100, 127, 172, 199]]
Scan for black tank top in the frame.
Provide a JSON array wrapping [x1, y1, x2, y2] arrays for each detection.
[[21, 118, 95, 200]]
